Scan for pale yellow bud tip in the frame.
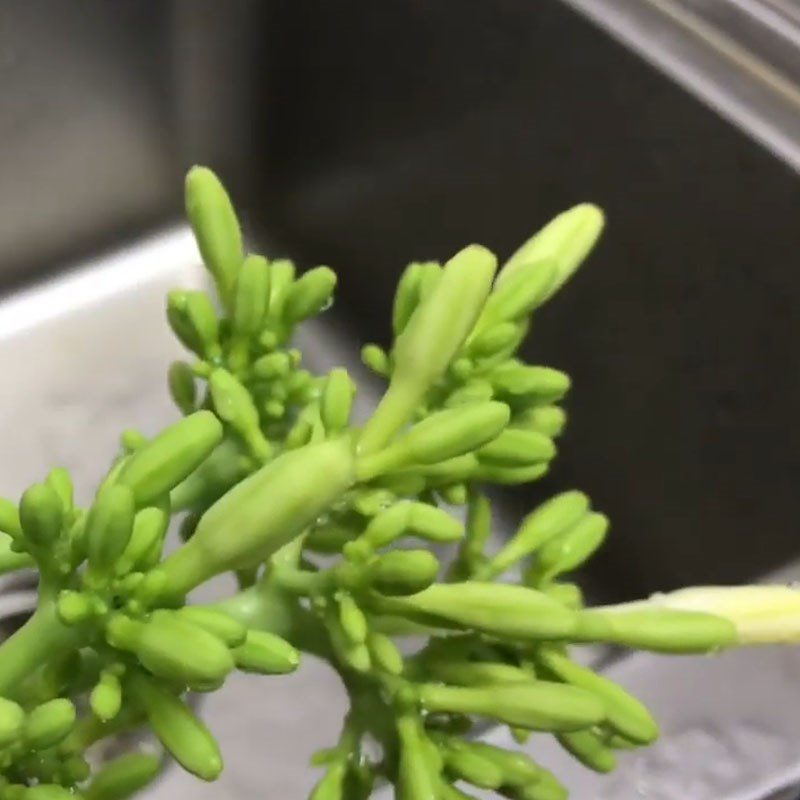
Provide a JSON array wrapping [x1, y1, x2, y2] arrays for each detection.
[[614, 584, 800, 645]]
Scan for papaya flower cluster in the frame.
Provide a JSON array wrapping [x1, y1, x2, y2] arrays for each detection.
[[0, 167, 794, 800]]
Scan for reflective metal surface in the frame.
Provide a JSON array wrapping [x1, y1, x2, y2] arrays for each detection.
[[564, 0, 800, 171]]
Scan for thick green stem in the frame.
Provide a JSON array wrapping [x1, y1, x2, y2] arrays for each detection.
[[343, 672, 397, 759], [270, 566, 332, 596], [357, 381, 421, 456], [0, 600, 80, 698]]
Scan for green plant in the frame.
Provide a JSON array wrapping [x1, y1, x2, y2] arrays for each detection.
[[0, 166, 796, 800]]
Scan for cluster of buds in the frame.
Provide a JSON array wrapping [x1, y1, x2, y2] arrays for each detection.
[[0, 166, 790, 800]]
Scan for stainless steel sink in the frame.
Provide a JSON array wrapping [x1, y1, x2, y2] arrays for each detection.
[[1, 2, 800, 798]]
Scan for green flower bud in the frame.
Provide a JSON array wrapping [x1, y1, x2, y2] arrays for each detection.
[[576, 607, 738, 654], [439, 483, 468, 506], [424, 659, 533, 688], [167, 361, 197, 415], [420, 682, 604, 732], [107, 613, 234, 686], [320, 369, 355, 433], [287, 368, 317, 402], [209, 369, 271, 461], [115, 504, 170, 576], [406, 504, 463, 543], [532, 512, 609, 581], [325, 604, 371, 674], [389, 582, 578, 640], [90, 671, 122, 722], [454, 741, 541, 788], [337, 594, 368, 645], [482, 491, 589, 578], [85, 753, 162, 800], [133, 571, 168, 607], [233, 254, 270, 336], [416, 261, 443, 302], [476, 428, 556, 467], [184, 291, 220, 358], [117, 411, 223, 508], [176, 607, 247, 648], [61, 755, 91, 784], [467, 321, 525, 358], [513, 405, 567, 438], [57, 590, 94, 625], [440, 742, 504, 789], [252, 351, 291, 379], [392, 262, 425, 336], [450, 356, 473, 381], [521, 769, 569, 800], [130, 674, 222, 781], [361, 504, 407, 547], [19, 483, 63, 548], [166, 290, 203, 354], [86, 485, 136, 577], [401, 403, 510, 464], [285, 418, 315, 450], [352, 488, 394, 517], [282, 266, 337, 325], [556, 729, 616, 773], [413, 456, 483, 488], [366, 633, 404, 675], [499, 204, 604, 301], [45, 468, 73, 511], [372, 472, 428, 497], [511, 729, 534, 752], [122, 430, 145, 453], [489, 362, 570, 404], [363, 502, 461, 549], [232, 630, 299, 675], [397, 715, 440, 800], [159, 437, 356, 597], [482, 257, 558, 327], [627, 584, 800, 646], [24, 699, 76, 750], [361, 343, 390, 376], [536, 648, 657, 744], [360, 246, 498, 454], [365, 550, 439, 596], [357, 402, 510, 481], [185, 166, 243, 309], [473, 462, 549, 485], [265, 259, 296, 321], [445, 380, 495, 409], [0, 698, 24, 747]]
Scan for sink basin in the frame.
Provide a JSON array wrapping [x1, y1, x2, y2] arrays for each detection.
[[1, 2, 800, 798]]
